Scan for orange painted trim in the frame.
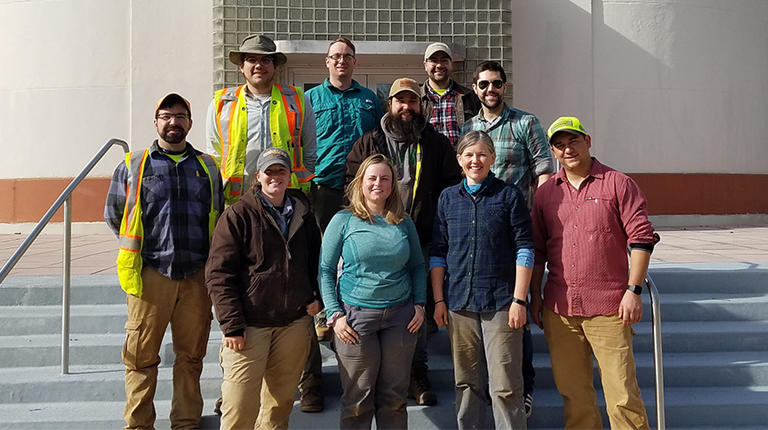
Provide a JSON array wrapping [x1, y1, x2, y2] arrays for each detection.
[[2, 174, 766, 223], [627, 173, 768, 215], [0, 177, 112, 223]]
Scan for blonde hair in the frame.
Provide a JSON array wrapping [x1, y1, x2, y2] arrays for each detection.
[[346, 154, 406, 225]]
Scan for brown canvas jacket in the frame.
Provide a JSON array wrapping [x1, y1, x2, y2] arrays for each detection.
[[206, 189, 321, 335]]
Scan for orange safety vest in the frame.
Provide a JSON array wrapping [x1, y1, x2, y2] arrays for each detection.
[[116, 149, 220, 297], [212, 84, 313, 204]]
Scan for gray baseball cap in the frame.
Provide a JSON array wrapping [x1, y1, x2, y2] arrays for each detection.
[[256, 148, 292, 172]]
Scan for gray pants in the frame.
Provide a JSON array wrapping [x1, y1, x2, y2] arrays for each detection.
[[334, 300, 418, 430], [447, 305, 526, 430]]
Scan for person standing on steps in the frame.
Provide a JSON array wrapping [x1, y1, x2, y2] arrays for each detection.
[[530, 116, 659, 430], [105, 93, 223, 430], [299, 37, 383, 413]]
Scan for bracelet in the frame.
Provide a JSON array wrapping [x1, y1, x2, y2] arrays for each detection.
[[435, 299, 445, 305], [511, 297, 528, 307]]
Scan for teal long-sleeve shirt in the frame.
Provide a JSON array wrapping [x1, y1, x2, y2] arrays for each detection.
[[319, 210, 427, 317], [306, 79, 383, 190]]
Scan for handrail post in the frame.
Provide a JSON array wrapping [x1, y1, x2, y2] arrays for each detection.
[[61, 196, 72, 375], [648, 275, 666, 430]]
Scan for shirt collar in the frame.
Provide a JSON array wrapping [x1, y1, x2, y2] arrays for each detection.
[[323, 77, 362, 93], [554, 157, 605, 184], [149, 140, 194, 158], [425, 79, 455, 97]]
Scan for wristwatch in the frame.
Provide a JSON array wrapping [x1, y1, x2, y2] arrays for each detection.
[[511, 297, 528, 306], [627, 284, 643, 295]]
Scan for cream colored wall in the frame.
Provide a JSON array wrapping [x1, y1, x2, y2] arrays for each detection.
[[512, 0, 768, 174], [2, 0, 766, 180], [0, 0, 212, 180]]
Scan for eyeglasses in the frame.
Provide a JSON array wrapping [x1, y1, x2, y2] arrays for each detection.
[[327, 53, 355, 63], [244, 56, 274, 67], [156, 113, 190, 122], [477, 80, 504, 90], [426, 57, 451, 66]]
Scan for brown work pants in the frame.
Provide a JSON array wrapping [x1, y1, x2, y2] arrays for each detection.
[[543, 308, 649, 430], [122, 267, 212, 430]]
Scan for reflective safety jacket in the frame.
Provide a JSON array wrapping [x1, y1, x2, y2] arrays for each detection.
[[116, 149, 221, 297], [213, 84, 313, 204]]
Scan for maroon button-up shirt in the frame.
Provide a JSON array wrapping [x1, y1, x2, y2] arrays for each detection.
[[531, 159, 659, 317]]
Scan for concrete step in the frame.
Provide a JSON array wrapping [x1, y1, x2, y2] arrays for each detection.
[[0, 304, 227, 336], [641, 293, 768, 322], [0, 275, 122, 306], [648, 262, 768, 294], [3, 292, 766, 338], [3, 384, 767, 429], [5, 348, 763, 406], [0, 332, 223, 368]]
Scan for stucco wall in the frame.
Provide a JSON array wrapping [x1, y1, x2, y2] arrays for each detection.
[[0, 0, 212, 180], [512, 0, 768, 175]]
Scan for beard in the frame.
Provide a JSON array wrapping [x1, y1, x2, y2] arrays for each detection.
[[384, 110, 424, 143], [160, 126, 187, 144], [480, 92, 503, 110]]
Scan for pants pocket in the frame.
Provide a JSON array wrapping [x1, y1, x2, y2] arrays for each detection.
[[122, 319, 142, 370]]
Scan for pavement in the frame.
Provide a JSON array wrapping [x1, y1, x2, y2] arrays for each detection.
[[1, 223, 767, 277]]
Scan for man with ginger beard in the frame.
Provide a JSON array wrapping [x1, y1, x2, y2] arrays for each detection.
[[344, 78, 462, 407]]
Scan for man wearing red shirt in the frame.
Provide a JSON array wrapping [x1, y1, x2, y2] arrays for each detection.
[[529, 117, 659, 430]]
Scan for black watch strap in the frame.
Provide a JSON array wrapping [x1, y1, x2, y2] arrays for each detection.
[[511, 297, 528, 307], [627, 284, 643, 295]]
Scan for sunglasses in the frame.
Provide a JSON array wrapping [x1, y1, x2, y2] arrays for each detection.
[[477, 80, 504, 90]]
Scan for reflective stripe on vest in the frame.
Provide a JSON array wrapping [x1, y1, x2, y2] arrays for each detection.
[[213, 84, 314, 204], [116, 150, 220, 297]]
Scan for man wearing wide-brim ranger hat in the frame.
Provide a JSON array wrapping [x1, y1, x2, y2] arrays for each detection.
[[206, 34, 317, 205]]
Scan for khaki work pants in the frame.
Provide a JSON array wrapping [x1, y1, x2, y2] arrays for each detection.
[[543, 308, 649, 430], [122, 267, 212, 430], [219, 316, 313, 430]]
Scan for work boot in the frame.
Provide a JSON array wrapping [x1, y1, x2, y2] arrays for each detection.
[[315, 311, 332, 341], [300, 385, 324, 412], [408, 363, 437, 406], [213, 396, 222, 415]]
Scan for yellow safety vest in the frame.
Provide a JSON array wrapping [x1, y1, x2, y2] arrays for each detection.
[[116, 149, 221, 297], [213, 83, 314, 204]]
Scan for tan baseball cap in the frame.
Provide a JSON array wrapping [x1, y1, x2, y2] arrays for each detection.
[[388, 78, 422, 99], [155, 93, 191, 117], [424, 42, 452, 61]]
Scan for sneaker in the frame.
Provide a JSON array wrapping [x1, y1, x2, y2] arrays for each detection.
[[300, 386, 324, 413], [407, 364, 437, 406], [315, 313, 332, 342], [213, 396, 223, 416], [524, 392, 533, 418]]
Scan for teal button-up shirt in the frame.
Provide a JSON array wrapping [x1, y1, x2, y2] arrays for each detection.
[[306, 78, 383, 189]]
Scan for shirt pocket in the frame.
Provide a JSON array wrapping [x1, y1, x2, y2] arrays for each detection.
[[193, 175, 211, 205], [351, 99, 379, 132], [580, 196, 617, 233], [312, 102, 339, 139], [141, 175, 166, 202]]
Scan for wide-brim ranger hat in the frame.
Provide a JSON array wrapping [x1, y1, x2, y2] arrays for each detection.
[[547, 116, 588, 143], [388, 78, 422, 98], [229, 34, 287, 66]]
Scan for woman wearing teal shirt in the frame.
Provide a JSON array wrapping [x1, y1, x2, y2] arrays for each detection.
[[320, 154, 426, 429]]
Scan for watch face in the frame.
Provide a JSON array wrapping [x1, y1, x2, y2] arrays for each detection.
[[628, 285, 642, 295]]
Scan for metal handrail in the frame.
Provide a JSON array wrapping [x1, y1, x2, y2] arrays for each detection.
[[645, 270, 666, 430], [0, 138, 129, 374], [627, 247, 666, 429]]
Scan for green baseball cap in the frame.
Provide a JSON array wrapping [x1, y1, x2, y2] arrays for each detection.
[[547, 116, 588, 143]]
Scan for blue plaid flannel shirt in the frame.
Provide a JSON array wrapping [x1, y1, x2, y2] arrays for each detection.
[[104, 141, 224, 280]]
